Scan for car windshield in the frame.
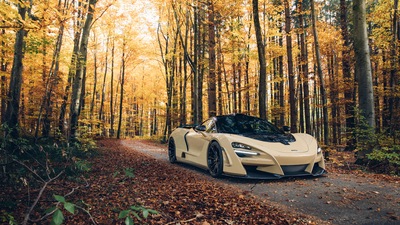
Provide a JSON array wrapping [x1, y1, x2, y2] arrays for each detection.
[[215, 114, 284, 135]]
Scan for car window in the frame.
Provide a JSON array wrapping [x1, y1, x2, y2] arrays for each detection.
[[216, 114, 283, 135], [201, 119, 217, 133], [215, 117, 237, 134]]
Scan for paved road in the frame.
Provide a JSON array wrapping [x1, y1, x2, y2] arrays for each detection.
[[120, 140, 400, 225]]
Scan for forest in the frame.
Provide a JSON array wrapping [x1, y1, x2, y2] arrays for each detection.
[[1, 0, 398, 165], [0, 0, 399, 167], [0, 0, 399, 224]]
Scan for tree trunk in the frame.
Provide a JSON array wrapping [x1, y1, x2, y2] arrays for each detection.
[[297, 0, 311, 134], [207, 0, 216, 117], [284, 0, 297, 132], [389, 0, 399, 139], [353, 0, 376, 160], [1, 28, 8, 124], [117, 40, 126, 139], [253, 0, 267, 120], [36, 3, 66, 139], [311, 0, 329, 145], [193, 3, 200, 124], [90, 31, 98, 117], [197, 12, 205, 123], [59, 0, 84, 135], [5, 3, 27, 139], [69, 0, 97, 141], [353, 0, 375, 128], [99, 37, 109, 123], [110, 39, 115, 137], [340, 0, 356, 150]]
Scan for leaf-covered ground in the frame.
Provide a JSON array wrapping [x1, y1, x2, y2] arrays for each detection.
[[6, 139, 324, 224], [5, 139, 399, 224]]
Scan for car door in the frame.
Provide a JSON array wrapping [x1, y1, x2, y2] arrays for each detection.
[[186, 119, 215, 157]]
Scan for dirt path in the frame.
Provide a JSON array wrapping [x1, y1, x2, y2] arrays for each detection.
[[120, 139, 400, 225]]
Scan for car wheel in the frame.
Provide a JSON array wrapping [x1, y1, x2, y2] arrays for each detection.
[[168, 138, 177, 163], [207, 141, 223, 178]]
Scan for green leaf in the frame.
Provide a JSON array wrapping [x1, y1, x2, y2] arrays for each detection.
[[130, 205, 140, 211], [148, 209, 158, 215], [132, 211, 142, 221], [51, 209, 64, 225], [64, 202, 75, 214], [142, 209, 149, 219], [124, 168, 135, 178], [45, 206, 57, 214], [118, 210, 130, 219], [125, 216, 134, 225], [53, 195, 66, 203]]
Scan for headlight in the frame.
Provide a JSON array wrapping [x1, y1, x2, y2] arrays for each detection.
[[231, 142, 251, 150]]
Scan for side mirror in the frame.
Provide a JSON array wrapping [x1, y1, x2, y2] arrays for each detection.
[[283, 126, 291, 132], [195, 125, 207, 132]]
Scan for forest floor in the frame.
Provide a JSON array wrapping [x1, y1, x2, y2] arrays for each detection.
[[120, 139, 400, 225], [3, 139, 400, 224]]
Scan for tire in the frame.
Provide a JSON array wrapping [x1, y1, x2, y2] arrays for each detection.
[[207, 141, 223, 178], [168, 138, 177, 163]]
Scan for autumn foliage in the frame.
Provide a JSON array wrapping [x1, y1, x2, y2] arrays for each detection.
[[3, 139, 322, 224], [1, 0, 400, 223]]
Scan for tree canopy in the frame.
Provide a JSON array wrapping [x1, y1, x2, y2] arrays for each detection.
[[0, 0, 399, 160]]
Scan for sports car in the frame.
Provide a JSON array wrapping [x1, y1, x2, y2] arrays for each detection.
[[168, 114, 326, 179]]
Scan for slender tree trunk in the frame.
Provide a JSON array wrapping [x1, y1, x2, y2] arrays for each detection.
[[353, 0, 376, 160], [208, 0, 216, 117], [222, 53, 231, 114], [284, 0, 297, 132], [340, 0, 355, 150], [69, 0, 97, 141], [278, 28, 285, 127], [99, 37, 109, 123], [253, 0, 267, 120], [110, 39, 115, 136], [232, 63, 237, 113], [36, 3, 66, 138], [298, 0, 311, 134], [181, 11, 189, 125], [90, 32, 98, 117], [157, 10, 179, 141], [193, 3, 200, 124], [1, 28, 8, 124], [389, 0, 399, 139], [117, 40, 126, 139], [59, 1, 83, 135], [217, 31, 223, 115], [5, 3, 27, 139], [329, 55, 338, 143], [311, 0, 329, 145], [353, 0, 375, 128], [198, 13, 205, 123]]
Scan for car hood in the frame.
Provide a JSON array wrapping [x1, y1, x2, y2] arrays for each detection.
[[224, 133, 317, 153]]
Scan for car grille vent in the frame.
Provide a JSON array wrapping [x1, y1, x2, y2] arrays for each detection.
[[281, 165, 308, 175]]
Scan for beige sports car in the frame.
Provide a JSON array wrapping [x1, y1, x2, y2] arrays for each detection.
[[168, 114, 327, 179]]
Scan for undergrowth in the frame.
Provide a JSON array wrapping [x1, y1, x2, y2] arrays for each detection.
[[0, 126, 97, 224]]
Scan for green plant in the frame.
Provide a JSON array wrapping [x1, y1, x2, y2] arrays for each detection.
[[45, 195, 96, 225], [0, 124, 97, 224], [113, 167, 135, 179], [367, 145, 400, 175], [118, 205, 158, 225], [353, 109, 378, 153], [46, 195, 76, 225], [0, 211, 16, 225], [123, 168, 135, 178]]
